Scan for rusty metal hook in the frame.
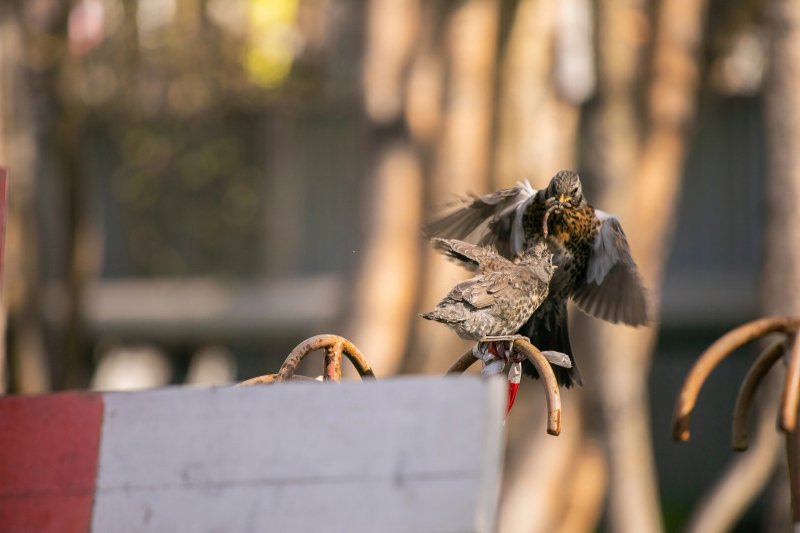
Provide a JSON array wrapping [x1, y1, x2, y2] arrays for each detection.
[[275, 334, 376, 383], [672, 316, 800, 442], [672, 317, 800, 528], [731, 340, 787, 451], [237, 334, 376, 386], [445, 339, 563, 436], [781, 335, 800, 432]]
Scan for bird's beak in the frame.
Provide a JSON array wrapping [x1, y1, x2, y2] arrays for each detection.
[[558, 194, 570, 206]]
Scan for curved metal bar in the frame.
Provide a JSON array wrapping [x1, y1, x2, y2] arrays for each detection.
[[672, 316, 800, 443], [446, 349, 479, 374], [781, 334, 800, 432], [236, 374, 319, 386], [277, 335, 376, 382], [731, 340, 786, 451], [324, 341, 344, 382], [340, 339, 376, 380], [512, 339, 562, 436]]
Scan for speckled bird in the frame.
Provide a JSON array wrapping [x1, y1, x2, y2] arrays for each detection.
[[424, 170, 650, 387], [421, 238, 555, 345]]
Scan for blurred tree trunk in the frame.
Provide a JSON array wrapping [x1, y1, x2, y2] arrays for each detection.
[[404, 0, 500, 375], [345, 0, 423, 376], [493, 0, 584, 187], [0, 3, 11, 392], [576, 0, 709, 531], [0, 0, 96, 391], [0, 2, 54, 393], [493, 1, 596, 532], [763, 0, 800, 317], [352, 0, 502, 377], [57, 83, 91, 390], [762, 0, 800, 529], [686, 384, 781, 532]]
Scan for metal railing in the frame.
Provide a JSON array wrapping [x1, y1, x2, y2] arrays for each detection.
[[672, 316, 800, 527], [237, 334, 563, 436]]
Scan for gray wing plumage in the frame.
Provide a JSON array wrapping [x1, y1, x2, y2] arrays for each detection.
[[430, 238, 513, 273], [460, 271, 519, 309], [421, 240, 555, 339], [424, 181, 536, 258], [572, 211, 650, 325]]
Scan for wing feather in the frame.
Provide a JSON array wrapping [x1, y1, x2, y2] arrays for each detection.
[[572, 212, 650, 325], [424, 181, 536, 259]]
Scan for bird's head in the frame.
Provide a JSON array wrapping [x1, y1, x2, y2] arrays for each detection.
[[545, 170, 585, 209]]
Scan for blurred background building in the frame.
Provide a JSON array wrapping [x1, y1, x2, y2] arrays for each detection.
[[0, 0, 795, 531]]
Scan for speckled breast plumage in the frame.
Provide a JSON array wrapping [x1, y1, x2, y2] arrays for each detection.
[[522, 197, 599, 301]]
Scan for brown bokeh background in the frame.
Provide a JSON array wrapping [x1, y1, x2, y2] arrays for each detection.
[[1, 0, 798, 531]]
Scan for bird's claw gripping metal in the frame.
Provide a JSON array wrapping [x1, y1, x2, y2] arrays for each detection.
[[474, 337, 529, 417], [473, 343, 505, 378]]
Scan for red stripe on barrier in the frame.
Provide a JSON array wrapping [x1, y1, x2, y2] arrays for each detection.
[[0, 392, 103, 533]]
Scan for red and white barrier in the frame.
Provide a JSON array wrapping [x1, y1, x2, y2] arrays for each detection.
[[1, 376, 505, 533]]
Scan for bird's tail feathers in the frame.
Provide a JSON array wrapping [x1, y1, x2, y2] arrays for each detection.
[[519, 303, 583, 387]]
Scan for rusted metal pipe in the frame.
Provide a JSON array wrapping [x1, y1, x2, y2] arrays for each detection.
[[444, 341, 562, 435], [672, 317, 800, 442], [238, 335, 375, 385], [340, 340, 376, 380], [731, 341, 786, 451], [446, 349, 479, 374], [236, 374, 319, 386], [512, 339, 562, 436], [781, 335, 800, 432], [324, 341, 344, 382], [276, 335, 376, 382]]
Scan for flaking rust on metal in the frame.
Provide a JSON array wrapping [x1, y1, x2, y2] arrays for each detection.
[[237, 334, 375, 386], [324, 341, 344, 382]]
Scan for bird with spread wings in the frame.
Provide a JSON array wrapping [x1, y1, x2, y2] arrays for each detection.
[[424, 170, 650, 387]]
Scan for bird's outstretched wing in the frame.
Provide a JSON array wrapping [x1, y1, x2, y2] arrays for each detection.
[[430, 238, 511, 273], [571, 211, 650, 325], [424, 181, 536, 258]]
